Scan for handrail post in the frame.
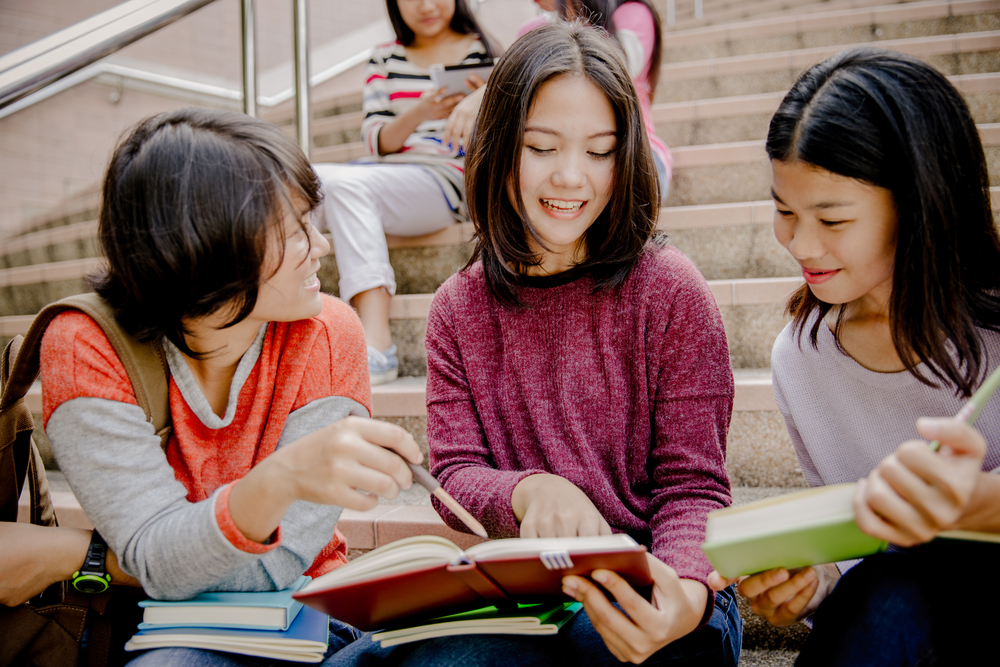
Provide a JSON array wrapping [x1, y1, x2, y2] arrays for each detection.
[[241, 0, 256, 117], [695, 0, 703, 19], [666, 0, 675, 26], [293, 0, 311, 157]]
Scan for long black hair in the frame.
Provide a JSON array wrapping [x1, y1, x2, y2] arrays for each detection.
[[385, 0, 497, 57], [767, 47, 1000, 396], [464, 21, 659, 309], [91, 108, 321, 358]]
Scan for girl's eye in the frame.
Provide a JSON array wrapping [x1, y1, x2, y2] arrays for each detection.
[[527, 146, 553, 155], [588, 151, 614, 159], [775, 208, 794, 217], [820, 219, 847, 226]]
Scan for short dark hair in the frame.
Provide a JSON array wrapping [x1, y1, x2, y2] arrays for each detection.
[[557, 0, 662, 98], [767, 47, 1000, 396], [91, 107, 321, 357], [464, 21, 660, 308], [385, 0, 497, 57]]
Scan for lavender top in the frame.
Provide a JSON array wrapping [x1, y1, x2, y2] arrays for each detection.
[[425, 244, 734, 588]]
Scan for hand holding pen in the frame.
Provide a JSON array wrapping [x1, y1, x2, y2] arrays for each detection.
[[851, 365, 1000, 547]]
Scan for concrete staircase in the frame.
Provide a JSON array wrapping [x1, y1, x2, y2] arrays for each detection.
[[5, 0, 1000, 662]]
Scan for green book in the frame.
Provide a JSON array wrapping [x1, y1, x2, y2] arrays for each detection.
[[370, 602, 583, 648], [702, 483, 1000, 578]]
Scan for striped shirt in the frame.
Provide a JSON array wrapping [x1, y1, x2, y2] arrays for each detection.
[[356, 39, 491, 218]]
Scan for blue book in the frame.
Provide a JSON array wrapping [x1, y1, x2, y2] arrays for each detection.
[[125, 603, 329, 663], [137, 576, 310, 631]]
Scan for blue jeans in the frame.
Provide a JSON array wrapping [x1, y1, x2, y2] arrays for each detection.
[[652, 152, 671, 203], [796, 539, 1000, 666], [393, 586, 742, 666]]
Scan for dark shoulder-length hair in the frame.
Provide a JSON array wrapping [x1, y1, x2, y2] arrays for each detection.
[[90, 107, 321, 358], [464, 20, 660, 309], [386, 0, 497, 57], [767, 47, 1000, 396], [558, 0, 662, 98]]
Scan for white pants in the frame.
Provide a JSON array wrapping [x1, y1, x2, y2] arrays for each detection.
[[312, 163, 458, 303]]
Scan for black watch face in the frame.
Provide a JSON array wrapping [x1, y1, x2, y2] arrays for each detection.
[[73, 575, 110, 594]]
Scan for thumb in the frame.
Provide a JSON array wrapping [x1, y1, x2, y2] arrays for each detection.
[[916, 417, 986, 458]]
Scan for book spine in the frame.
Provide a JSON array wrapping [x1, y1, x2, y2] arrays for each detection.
[[445, 563, 509, 601]]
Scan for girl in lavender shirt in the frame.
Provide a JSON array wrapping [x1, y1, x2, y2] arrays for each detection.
[[414, 22, 741, 666], [709, 49, 1000, 665]]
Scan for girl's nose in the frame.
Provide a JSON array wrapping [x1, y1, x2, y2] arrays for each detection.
[[310, 224, 331, 259], [552, 155, 587, 189], [786, 222, 825, 261]]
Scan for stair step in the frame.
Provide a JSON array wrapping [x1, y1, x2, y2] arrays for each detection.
[[658, 29, 1000, 102], [669, 0, 936, 32], [663, 0, 1000, 62]]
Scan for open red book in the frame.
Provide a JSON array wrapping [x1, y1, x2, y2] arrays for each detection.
[[293, 534, 652, 631]]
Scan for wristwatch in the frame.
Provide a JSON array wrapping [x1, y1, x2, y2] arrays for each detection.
[[71, 530, 112, 594]]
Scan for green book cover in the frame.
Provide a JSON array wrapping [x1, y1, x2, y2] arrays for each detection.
[[371, 602, 583, 648], [701, 484, 888, 578]]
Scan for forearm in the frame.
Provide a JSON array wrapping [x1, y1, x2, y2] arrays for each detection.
[[956, 471, 1000, 533], [49, 399, 268, 598], [376, 106, 426, 155]]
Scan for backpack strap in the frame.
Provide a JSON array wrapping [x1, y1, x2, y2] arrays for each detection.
[[0, 294, 172, 525], [53, 294, 172, 445]]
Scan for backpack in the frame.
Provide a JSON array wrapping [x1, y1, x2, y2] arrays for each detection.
[[0, 293, 172, 667]]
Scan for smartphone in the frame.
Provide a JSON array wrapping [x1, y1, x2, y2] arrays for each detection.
[[428, 60, 495, 97]]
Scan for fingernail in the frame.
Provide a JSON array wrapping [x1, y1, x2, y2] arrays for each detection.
[[562, 580, 579, 599], [592, 571, 608, 585], [916, 417, 941, 437]]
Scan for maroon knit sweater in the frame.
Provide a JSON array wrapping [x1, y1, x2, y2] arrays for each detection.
[[426, 243, 734, 588]]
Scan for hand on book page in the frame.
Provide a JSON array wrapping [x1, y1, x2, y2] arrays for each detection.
[[512, 474, 612, 538], [561, 553, 706, 664], [855, 417, 989, 547], [709, 563, 840, 627]]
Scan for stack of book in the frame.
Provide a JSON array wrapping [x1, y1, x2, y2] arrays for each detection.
[[124, 576, 330, 663]]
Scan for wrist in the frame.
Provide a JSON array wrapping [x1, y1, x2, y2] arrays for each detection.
[[675, 579, 710, 634], [511, 473, 558, 521], [229, 460, 295, 543]]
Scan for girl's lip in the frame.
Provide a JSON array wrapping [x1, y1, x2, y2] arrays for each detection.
[[801, 267, 840, 285], [540, 198, 587, 220]]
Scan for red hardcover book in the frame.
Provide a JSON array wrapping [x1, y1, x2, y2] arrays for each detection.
[[293, 534, 652, 631]]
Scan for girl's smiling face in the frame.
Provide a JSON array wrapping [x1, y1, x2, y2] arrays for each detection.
[[513, 73, 616, 275], [397, 0, 455, 41], [771, 159, 898, 313], [249, 195, 331, 324]]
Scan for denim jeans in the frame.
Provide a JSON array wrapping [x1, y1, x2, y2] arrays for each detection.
[[796, 539, 1000, 666], [391, 585, 742, 667], [652, 152, 671, 202]]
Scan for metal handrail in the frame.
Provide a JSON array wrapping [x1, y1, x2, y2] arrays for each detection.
[[0, 0, 217, 110], [666, 0, 704, 26], [0, 0, 318, 155]]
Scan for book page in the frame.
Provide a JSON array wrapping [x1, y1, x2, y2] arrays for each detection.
[[300, 535, 464, 591], [464, 534, 641, 562]]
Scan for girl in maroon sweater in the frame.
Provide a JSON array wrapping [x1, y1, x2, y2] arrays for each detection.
[[417, 22, 741, 666]]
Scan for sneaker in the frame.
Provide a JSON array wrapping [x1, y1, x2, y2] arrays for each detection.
[[368, 344, 398, 386]]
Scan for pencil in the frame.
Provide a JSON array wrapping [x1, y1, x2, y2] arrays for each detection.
[[928, 364, 1000, 451], [407, 462, 489, 539]]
